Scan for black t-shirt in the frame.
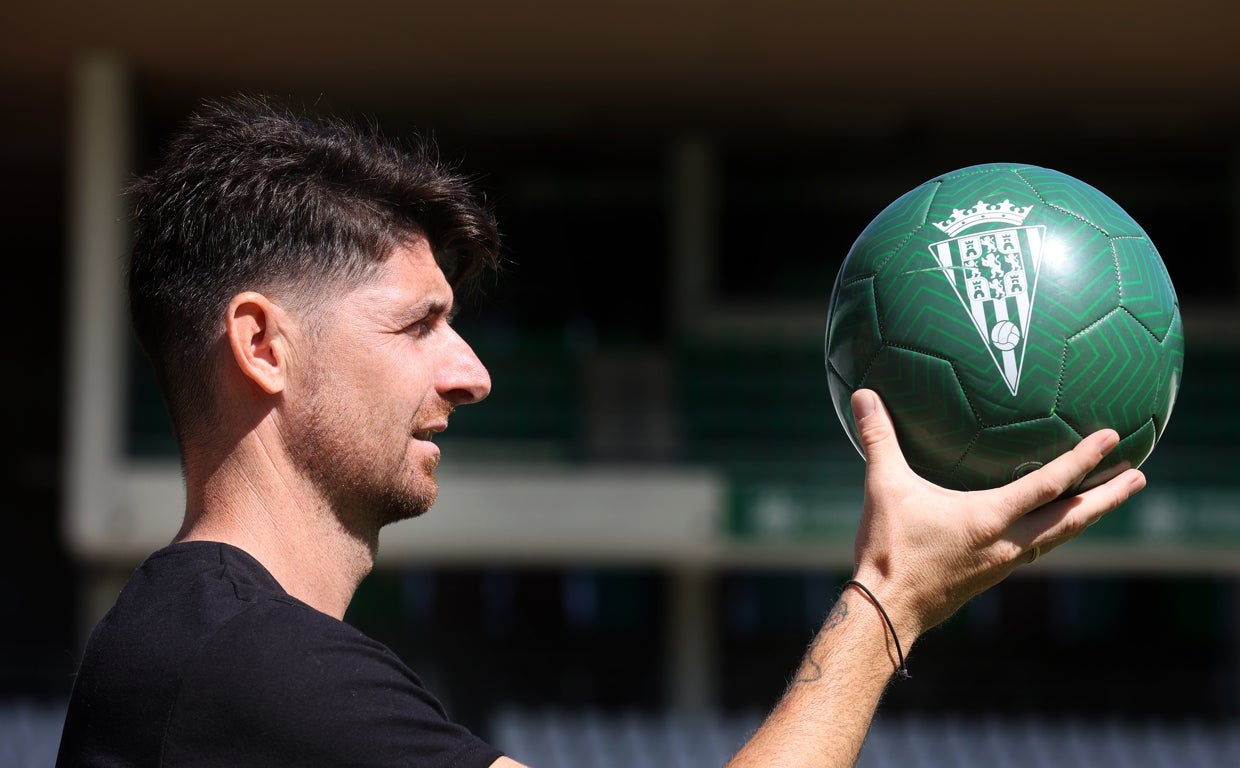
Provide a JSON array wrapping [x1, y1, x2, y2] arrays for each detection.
[[56, 541, 504, 768]]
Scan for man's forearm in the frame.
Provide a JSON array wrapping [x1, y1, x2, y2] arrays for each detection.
[[725, 591, 905, 768]]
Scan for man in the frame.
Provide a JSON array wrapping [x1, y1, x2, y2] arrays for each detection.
[[56, 95, 1146, 767]]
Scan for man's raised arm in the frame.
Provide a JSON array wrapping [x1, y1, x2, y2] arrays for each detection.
[[724, 388, 1145, 767]]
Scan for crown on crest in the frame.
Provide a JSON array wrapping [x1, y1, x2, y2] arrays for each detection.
[[932, 199, 1033, 237]]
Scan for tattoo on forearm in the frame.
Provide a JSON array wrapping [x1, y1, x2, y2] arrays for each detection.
[[824, 599, 848, 631], [794, 600, 848, 684]]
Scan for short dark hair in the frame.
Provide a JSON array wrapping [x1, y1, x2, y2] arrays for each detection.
[[127, 94, 501, 446]]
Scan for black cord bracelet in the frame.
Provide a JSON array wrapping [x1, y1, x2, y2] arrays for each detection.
[[843, 579, 911, 680]]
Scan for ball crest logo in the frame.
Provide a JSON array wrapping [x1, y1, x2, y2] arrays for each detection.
[[929, 199, 1044, 396]]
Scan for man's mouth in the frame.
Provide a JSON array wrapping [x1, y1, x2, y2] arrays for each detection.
[[414, 422, 447, 442]]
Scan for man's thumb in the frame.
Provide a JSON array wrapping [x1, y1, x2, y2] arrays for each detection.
[[851, 388, 905, 469]]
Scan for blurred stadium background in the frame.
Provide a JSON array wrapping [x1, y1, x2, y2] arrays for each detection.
[[3, 1, 1238, 765]]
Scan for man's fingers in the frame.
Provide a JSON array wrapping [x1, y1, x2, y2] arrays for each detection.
[[995, 429, 1121, 519], [1010, 467, 1147, 557]]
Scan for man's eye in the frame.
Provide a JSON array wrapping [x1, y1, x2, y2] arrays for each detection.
[[405, 320, 434, 338]]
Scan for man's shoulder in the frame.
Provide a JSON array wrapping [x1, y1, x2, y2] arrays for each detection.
[[72, 540, 390, 713], [153, 551, 503, 767], [99, 541, 295, 644], [126, 541, 388, 669], [128, 542, 407, 700], [60, 540, 502, 767], [195, 578, 385, 662]]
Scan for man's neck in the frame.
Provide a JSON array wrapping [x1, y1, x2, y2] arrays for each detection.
[[176, 438, 376, 620]]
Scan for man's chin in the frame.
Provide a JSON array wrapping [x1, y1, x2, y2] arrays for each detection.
[[375, 485, 437, 528]]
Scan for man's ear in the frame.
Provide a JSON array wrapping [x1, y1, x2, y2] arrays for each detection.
[[224, 292, 293, 396]]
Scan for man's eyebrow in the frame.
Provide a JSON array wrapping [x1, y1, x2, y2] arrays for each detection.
[[399, 299, 456, 323]]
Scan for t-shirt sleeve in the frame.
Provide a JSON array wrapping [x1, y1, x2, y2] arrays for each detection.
[[162, 599, 503, 768]]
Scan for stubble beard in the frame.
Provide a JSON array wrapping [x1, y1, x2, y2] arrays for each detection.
[[290, 390, 439, 535]]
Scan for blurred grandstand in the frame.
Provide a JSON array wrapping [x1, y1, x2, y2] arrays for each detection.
[[2, 1, 1238, 764]]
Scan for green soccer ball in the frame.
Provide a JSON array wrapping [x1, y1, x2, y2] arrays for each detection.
[[824, 162, 1184, 492]]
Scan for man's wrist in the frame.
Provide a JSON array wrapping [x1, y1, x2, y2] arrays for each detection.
[[842, 579, 911, 680]]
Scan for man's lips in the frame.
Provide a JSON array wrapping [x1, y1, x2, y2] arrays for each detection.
[[413, 423, 448, 441]]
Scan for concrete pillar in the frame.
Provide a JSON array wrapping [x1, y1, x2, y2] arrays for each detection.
[[63, 53, 133, 648], [668, 135, 717, 340], [666, 565, 715, 713]]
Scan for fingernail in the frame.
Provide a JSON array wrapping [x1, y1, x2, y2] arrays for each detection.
[[853, 390, 876, 420], [1099, 430, 1120, 453]]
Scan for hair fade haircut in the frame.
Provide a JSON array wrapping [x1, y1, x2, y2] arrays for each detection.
[[126, 94, 501, 446]]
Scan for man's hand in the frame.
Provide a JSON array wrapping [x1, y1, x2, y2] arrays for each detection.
[[848, 387, 1147, 645], [726, 388, 1145, 768]]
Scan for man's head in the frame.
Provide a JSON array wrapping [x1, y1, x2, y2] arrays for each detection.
[[127, 94, 500, 449]]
